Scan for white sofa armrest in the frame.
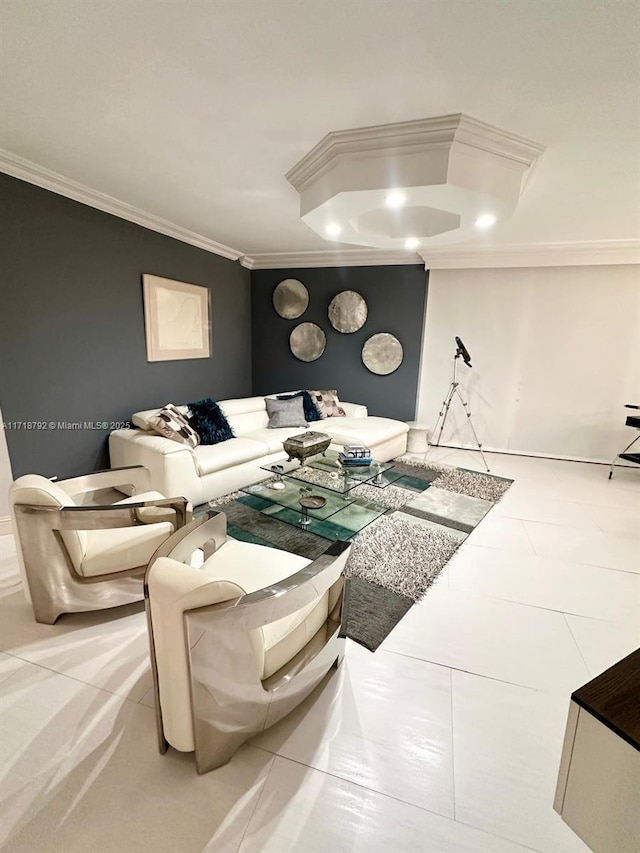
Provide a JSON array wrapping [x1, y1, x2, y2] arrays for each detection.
[[109, 429, 205, 506], [340, 401, 368, 418]]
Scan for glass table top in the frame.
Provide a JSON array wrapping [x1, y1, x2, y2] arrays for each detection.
[[240, 483, 389, 539], [243, 478, 357, 521], [261, 449, 403, 495]]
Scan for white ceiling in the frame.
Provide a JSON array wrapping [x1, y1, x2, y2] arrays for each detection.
[[1, 0, 639, 264]]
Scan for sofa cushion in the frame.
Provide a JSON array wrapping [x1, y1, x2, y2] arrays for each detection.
[[218, 397, 268, 417], [187, 398, 234, 445], [80, 491, 173, 578], [194, 437, 267, 475], [242, 427, 310, 454], [266, 396, 308, 429], [321, 415, 409, 446], [217, 398, 269, 436], [148, 539, 329, 752]]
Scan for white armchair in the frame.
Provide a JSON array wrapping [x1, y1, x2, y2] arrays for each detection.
[[9, 465, 191, 624], [145, 510, 351, 773]]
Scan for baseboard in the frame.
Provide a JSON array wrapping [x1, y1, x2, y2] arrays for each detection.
[[432, 443, 638, 468], [0, 516, 13, 536]]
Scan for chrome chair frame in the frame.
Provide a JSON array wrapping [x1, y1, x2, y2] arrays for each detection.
[[145, 510, 350, 774], [11, 465, 191, 624]]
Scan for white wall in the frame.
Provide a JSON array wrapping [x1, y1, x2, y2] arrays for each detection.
[[417, 265, 640, 462], [0, 408, 13, 526]]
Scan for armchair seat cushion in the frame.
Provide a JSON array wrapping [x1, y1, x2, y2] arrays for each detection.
[[207, 540, 330, 679], [194, 438, 266, 476], [79, 491, 173, 578]]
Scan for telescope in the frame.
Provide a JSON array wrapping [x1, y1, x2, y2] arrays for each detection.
[[455, 336, 472, 368]]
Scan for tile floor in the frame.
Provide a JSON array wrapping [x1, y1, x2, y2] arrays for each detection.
[[0, 449, 638, 852]]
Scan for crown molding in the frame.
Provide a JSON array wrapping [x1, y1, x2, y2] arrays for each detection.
[[3, 149, 636, 272], [286, 113, 545, 193], [0, 149, 243, 261], [241, 249, 423, 270], [242, 241, 639, 270], [420, 240, 640, 269]]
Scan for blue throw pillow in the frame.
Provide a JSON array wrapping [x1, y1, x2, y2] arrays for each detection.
[[277, 390, 322, 422], [187, 398, 234, 445]]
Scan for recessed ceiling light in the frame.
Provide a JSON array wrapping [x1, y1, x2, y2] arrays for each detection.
[[404, 237, 420, 250], [385, 190, 407, 208], [325, 222, 342, 237], [474, 213, 497, 229]]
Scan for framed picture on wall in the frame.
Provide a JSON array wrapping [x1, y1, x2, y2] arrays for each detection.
[[142, 274, 211, 361]]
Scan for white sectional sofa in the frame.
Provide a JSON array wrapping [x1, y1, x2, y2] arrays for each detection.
[[109, 394, 409, 506]]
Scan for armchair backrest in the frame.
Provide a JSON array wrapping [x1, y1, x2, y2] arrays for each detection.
[[9, 475, 87, 575]]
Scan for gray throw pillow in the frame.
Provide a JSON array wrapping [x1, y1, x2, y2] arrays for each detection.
[[265, 396, 308, 429]]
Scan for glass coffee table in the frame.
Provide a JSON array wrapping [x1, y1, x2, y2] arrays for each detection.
[[261, 449, 405, 493], [240, 451, 402, 540]]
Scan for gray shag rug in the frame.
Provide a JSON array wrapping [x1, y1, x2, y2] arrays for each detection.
[[345, 514, 459, 600], [398, 456, 512, 503], [341, 458, 512, 650], [351, 481, 417, 510]]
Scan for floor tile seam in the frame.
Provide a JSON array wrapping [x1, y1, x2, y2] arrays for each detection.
[[249, 747, 458, 823], [549, 497, 640, 513], [520, 517, 540, 556], [0, 649, 152, 708], [494, 512, 602, 532], [564, 611, 640, 636], [561, 613, 592, 678], [521, 516, 638, 536], [251, 749, 554, 853], [451, 816, 549, 853], [579, 504, 638, 537], [516, 548, 640, 577], [235, 749, 278, 852], [371, 646, 455, 677], [136, 687, 153, 705], [449, 667, 456, 820], [0, 649, 38, 689], [380, 649, 554, 695], [443, 584, 638, 623], [465, 541, 535, 558], [457, 542, 640, 578]]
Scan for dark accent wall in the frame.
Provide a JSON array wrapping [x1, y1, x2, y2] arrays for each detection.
[[0, 174, 252, 478], [251, 265, 428, 420]]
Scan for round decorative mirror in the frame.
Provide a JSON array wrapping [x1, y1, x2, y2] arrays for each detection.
[[362, 333, 403, 375], [290, 322, 326, 362], [272, 278, 309, 319], [328, 290, 368, 333]]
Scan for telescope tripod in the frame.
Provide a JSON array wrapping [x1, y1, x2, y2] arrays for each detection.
[[430, 354, 490, 472]]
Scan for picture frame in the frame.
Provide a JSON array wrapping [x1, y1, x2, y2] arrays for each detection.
[[142, 274, 211, 362]]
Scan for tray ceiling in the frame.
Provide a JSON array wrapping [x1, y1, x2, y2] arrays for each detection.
[[0, 0, 638, 265]]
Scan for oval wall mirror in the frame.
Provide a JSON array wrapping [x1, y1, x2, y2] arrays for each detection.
[[328, 290, 368, 333], [362, 333, 403, 375], [290, 322, 326, 362], [272, 279, 309, 319]]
